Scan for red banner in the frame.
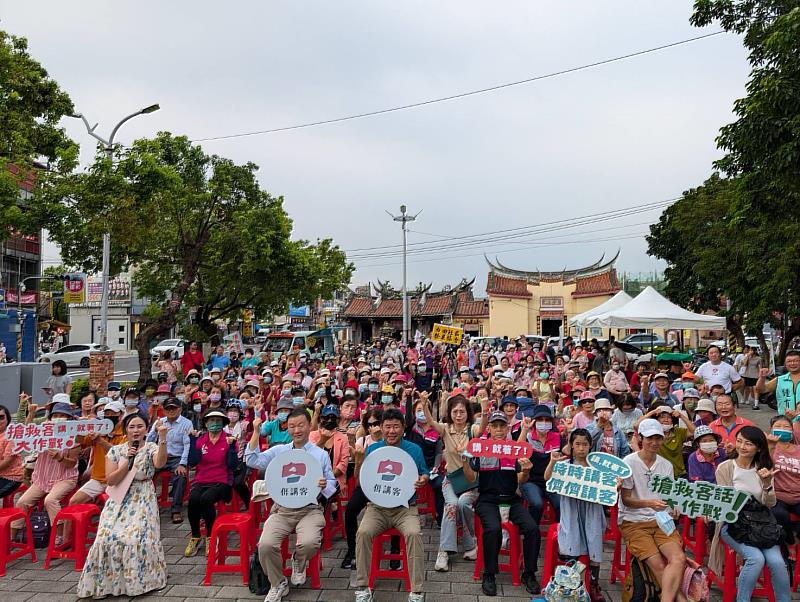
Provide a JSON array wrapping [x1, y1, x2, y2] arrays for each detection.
[[5, 290, 38, 305], [466, 438, 533, 461]]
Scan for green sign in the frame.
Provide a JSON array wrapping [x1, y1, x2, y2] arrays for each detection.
[[648, 475, 749, 522]]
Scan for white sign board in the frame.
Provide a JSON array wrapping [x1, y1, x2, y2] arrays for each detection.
[[264, 449, 323, 509], [5, 419, 114, 454], [360, 446, 418, 508]]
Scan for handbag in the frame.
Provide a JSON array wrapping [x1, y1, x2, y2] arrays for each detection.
[[446, 466, 478, 496], [248, 549, 270, 595], [543, 560, 590, 602], [726, 497, 783, 549], [681, 562, 709, 602]]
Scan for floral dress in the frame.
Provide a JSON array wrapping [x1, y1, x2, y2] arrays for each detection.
[[77, 442, 167, 598]]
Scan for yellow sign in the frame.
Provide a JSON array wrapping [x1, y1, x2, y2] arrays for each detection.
[[430, 323, 464, 345], [242, 321, 254, 337], [63, 274, 86, 304]]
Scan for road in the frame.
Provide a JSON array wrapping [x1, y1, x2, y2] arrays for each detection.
[[67, 353, 145, 383]]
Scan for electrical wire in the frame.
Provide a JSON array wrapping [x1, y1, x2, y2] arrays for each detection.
[[191, 31, 724, 143]]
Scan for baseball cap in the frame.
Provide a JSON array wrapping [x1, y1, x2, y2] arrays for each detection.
[[163, 398, 182, 409], [579, 391, 596, 403], [157, 384, 171, 394], [276, 397, 295, 411], [107, 381, 121, 391], [653, 372, 670, 381], [488, 410, 508, 424], [123, 387, 139, 398], [681, 371, 697, 380], [103, 399, 125, 414], [638, 418, 665, 438], [51, 393, 71, 405], [655, 405, 673, 416], [321, 404, 340, 418]]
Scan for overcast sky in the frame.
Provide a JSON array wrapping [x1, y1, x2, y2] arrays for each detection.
[[3, 1, 748, 295]]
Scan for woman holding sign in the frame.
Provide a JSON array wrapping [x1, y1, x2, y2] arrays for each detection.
[[77, 412, 169, 598]]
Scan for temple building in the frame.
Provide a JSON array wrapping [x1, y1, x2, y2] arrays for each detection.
[[340, 279, 489, 344], [485, 252, 621, 337]]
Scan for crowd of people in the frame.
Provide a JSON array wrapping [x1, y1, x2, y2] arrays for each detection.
[[1, 335, 799, 602]]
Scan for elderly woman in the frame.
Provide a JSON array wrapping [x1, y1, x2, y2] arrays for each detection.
[[0, 404, 22, 499]]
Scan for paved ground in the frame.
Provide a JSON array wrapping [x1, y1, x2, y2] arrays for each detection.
[[0, 401, 791, 601]]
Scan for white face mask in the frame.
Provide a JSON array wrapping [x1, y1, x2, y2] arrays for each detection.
[[699, 442, 718, 454], [661, 422, 673, 432]]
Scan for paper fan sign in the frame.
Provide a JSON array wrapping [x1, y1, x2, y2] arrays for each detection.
[[264, 449, 323, 509], [360, 446, 418, 508]]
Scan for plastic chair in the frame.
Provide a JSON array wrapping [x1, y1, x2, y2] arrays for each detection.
[[204, 512, 252, 585], [248, 498, 273, 547], [322, 500, 345, 551], [540, 498, 557, 530], [608, 508, 627, 584], [44, 504, 101, 571], [541, 523, 592, 590], [708, 543, 775, 602], [472, 514, 523, 587], [155, 470, 190, 508], [1, 484, 27, 509], [280, 537, 322, 589], [368, 528, 411, 592], [680, 515, 707, 562], [0, 508, 37, 576], [416, 483, 437, 522]]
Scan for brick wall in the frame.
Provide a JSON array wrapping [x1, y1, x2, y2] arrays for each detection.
[[89, 351, 115, 395]]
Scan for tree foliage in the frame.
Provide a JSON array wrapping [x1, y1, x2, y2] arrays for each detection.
[[36, 132, 352, 382], [0, 31, 77, 237]]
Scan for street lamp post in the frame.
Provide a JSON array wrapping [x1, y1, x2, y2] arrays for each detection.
[[389, 205, 420, 344], [71, 104, 159, 350], [16, 275, 57, 361]]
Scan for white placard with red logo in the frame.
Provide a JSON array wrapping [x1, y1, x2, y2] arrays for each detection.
[[466, 437, 533, 461], [360, 446, 418, 508], [5, 419, 113, 454], [264, 449, 323, 509]]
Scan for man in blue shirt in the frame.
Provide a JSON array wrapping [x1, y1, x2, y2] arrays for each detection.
[[353, 408, 429, 602], [246, 408, 337, 602], [148, 398, 192, 523], [207, 345, 231, 371]]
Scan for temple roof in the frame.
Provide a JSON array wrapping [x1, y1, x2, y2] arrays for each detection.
[[485, 249, 620, 284]]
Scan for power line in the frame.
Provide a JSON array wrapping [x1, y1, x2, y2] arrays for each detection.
[[191, 31, 724, 143]]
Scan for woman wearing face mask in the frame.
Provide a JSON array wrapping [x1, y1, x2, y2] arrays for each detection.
[[199, 376, 214, 396], [611, 394, 643, 440], [76, 413, 169, 598], [584, 399, 631, 458], [585, 371, 610, 401], [259, 397, 294, 447], [207, 385, 224, 409], [184, 368, 202, 393], [309, 404, 349, 494], [11, 400, 81, 543], [519, 405, 563, 528], [147, 384, 171, 422], [768, 415, 800, 549], [184, 409, 238, 556], [687, 424, 725, 483], [0, 405, 22, 500], [405, 397, 444, 524], [223, 402, 251, 511], [634, 405, 695, 478]]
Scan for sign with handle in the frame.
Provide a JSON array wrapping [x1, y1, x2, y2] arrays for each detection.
[[430, 323, 464, 346], [5, 419, 113, 454], [263, 448, 323, 509], [466, 438, 533, 461], [360, 446, 418, 508]]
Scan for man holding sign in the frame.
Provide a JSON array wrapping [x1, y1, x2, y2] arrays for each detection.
[[245, 408, 337, 602], [353, 408, 429, 602]]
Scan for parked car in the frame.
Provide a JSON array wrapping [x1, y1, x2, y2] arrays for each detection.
[[40, 343, 103, 368], [620, 333, 666, 348], [469, 336, 504, 349], [150, 338, 187, 361]]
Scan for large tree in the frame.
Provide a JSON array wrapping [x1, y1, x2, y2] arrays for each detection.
[[0, 31, 77, 237], [36, 132, 351, 382]]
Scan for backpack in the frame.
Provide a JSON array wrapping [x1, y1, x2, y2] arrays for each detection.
[[30, 511, 51, 549], [726, 496, 783, 549], [682, 564, 710, 602], [248, 549, 270, 595], [622, 556, 661, 602], [543, 560, 590, 602]]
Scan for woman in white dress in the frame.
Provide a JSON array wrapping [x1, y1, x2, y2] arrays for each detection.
[[77, 412, 169, 599]]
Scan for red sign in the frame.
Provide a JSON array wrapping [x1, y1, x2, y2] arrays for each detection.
[[282, 462, 306, 483], [467, 438, 533, 461], [378, 459, 403, 477], [5, 290, 38, 305]]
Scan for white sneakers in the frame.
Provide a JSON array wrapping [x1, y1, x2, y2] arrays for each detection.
[[354, 588, 373, 602], [408, 593, 425, 602], [434, 550, 450, 572], [290, 554, 307, 586], [264, 578, 289, 602], [463, 546, 478, 561]]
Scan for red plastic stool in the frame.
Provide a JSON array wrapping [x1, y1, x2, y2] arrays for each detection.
[[248, 498, 273, 547], [603, 504, 620, 543], [368, 528, 411, 592], [44, 504, 101, 571], [416, 483, 436, 522], [0, 508, 37, 576], [541, 523, 592, 590], [472, 514, 523, 587], [322, 499, 345, 551], [155, 470, 190, 508], [609, 510, 627, 584], [1, 483, 27, 509], [280, 537, 322, 589], [204, 512, 252, 585], [680, 515, 707, 562], [96, 493, 109, 507], [540, 498, 557, 530], [708, 544, 775, 602]]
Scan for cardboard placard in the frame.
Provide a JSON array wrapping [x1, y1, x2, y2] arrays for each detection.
[[546, 460, 622, 506], [466, 438, 533, 461], [264, 449, 323, 509], [360, 446, 418, 508], [430, 324, 464, 346], [586, 452, 632, 479], [649, 475, 749, 522], [5, 419, 113, 454]]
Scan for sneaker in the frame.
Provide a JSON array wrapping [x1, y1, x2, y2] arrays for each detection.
[[354, 588, 373, 602], [500, 531, 509, 550], [389, 560, 401, 570], [434, 550, 450, 572], [290, 553, 307, 585], [589, 581, 605, 602], [264, 578, 289, 602], [753, 403, 760, 410], [408, 593, 424, 602], [522, 571, 541, 595], [184, 537, 204, 557], [481, 571, 497, 596], [341, 551, 355, 569], [463, 546, 478, 561]]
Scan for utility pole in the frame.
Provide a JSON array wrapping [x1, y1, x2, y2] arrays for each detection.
[[388, 205, 420, 344]]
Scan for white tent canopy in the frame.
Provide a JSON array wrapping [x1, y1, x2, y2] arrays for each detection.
[[584, 286, 726, 330], [569, 290, 633, 327]]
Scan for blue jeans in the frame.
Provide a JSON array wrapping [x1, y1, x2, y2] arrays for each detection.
[[520, 481, 560, 524], [720, 525, 791, 602]]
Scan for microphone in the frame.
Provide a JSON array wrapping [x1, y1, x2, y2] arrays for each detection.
[[128, 439, 140, 471]]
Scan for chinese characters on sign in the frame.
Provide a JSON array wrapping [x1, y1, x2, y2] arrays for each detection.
[[648, 475, 749, 522], [360, 446, 418, 508], [264, 449, 323, 509], [5, 419, 113, 454], [545, 452, 631, 507], [466, 438, 533, 461], [429, 323, 464, 346]]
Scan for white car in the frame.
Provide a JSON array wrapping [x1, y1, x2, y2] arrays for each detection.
[[40, 343, 103, 368], [151, 338, 187, 361]]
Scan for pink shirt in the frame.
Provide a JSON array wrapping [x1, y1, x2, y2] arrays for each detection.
[[193, 433, 232, 485], [0, 434, 23, 481], [32, 450, 78, 492], [572, 411, 595, 430]]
